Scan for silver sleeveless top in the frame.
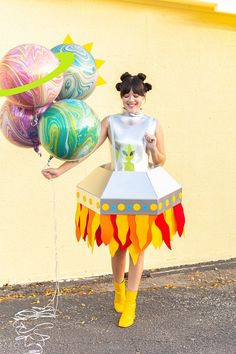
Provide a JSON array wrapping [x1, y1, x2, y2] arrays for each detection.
[[108, 111, 157, 172]]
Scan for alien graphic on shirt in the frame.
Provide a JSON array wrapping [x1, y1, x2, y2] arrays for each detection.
[[115, 143, 135, 171]]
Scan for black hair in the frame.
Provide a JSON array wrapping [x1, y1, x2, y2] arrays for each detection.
[[115, 72, 152, 97]]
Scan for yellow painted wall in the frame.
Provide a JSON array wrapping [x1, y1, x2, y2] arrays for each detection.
[[0, 0, 236, 286]]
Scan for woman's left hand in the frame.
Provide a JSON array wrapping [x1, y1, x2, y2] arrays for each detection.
[[144, 133, 157, 152]]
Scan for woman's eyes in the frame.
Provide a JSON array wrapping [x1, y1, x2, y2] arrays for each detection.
[[124, 95, 139, 98]]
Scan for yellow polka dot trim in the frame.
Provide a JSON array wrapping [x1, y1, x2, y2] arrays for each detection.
[[172, 195, 176, 203], [150, 203, 158, 211], [102, 203, 110, 211], [117, 203, 125, 211], [77, 191, 80, 198], [165, 199, 169, 207], [83, 195, 86, 202], [96, 201, 100, 209], [89, 198, 93, 205], [158, 202, 163, 210], [133, 203, 141, 211], [179, 192, 182, 199]]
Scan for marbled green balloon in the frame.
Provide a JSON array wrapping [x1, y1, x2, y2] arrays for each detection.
[[38, 99, 101, 160], [51, 44, 97, 100]]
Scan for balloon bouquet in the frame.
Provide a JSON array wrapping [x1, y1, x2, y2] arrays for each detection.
[[0, 42, 101, 160]]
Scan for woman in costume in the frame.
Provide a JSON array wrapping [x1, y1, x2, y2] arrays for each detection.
[[42, 72, 184, 328]]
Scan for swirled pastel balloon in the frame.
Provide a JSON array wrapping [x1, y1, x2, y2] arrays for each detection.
[[51, 44, 97, 100], [0, 44, 63, 108], [0, 100, 49, 152], [38, 99, 101, 160]]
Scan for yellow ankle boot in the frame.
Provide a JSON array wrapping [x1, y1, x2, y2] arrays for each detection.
[[118, 289, 137, 328], [114, 280, 126, 313]]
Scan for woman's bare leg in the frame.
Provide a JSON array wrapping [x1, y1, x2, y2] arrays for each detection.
[[111, 249, 127, 283], [127, 251, 144, 291]]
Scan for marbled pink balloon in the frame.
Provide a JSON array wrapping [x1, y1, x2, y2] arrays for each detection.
[[0, 100, 49, 152], [0, 44, 63, 108]]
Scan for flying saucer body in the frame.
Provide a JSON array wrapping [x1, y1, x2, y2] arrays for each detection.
[[75, 112, 185, 264]]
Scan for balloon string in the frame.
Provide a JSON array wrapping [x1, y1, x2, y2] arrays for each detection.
[[30, 114, 38, 127], [13, 167, 60, 354], [30, 111, 41, 156], [47, 155, 54, 166]]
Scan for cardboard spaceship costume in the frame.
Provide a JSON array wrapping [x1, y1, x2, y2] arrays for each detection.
[[75, 111, 185, 264]]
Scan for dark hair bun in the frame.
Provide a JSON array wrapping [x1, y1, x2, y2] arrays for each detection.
[[144, 83, 152, 92], [120, 72, 132, 81], [137, 73, 146, 81], [115, 82, 122, 91], [115, 72, 152, 95], [137, 73, 152, 91]]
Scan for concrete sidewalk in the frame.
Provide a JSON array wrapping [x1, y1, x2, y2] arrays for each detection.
[[0, 259, 236, 354]]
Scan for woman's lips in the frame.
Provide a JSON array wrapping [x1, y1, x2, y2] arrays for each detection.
[[127, 104, 136, 108]]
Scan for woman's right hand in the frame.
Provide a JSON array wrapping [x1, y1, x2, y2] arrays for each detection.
[[41, 168, 61, 180]]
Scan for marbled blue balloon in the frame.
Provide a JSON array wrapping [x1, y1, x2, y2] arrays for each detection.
[[38, 99, 101, 161], [51, 44, 98, 100]]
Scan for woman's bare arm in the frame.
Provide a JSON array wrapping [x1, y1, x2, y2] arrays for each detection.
[[145, 121, 166, 166]]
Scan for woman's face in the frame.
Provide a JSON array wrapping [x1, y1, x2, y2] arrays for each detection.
[[122, 90, 145, 113]]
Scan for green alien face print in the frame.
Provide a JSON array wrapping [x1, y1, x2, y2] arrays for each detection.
[[115, 143, 135, 171]]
